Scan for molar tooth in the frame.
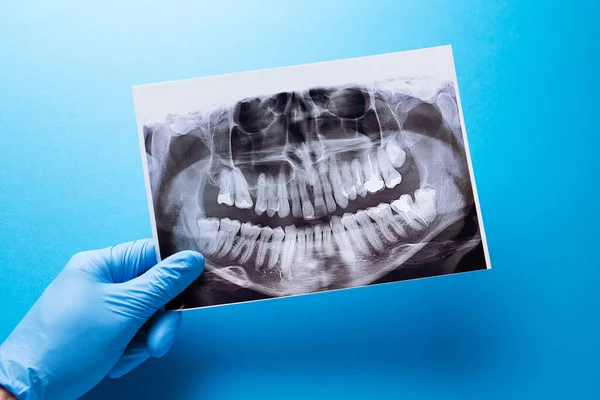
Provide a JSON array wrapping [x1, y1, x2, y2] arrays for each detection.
[[341, 213, 370, 255], [391, 195, 427, 230], [267, 227, 285, 270], [436, 92, 459, 129], [377, 147, 402, 189], [341, 161, 357, 201], [229, 222, 260, 263], [196, 218, 220, 255], [289, 178, 302, 219], [281, 226, 298, 279], [328, 159, 349, 209], [355, 210, 384, 252], [351, 159, 368, 198], [216, 218, 241, 258], [266, 175, 279, 217], [413, 187, 437, 224], [255, 226, 273, 270], [166, 113, 199, 136], [254, 173, 268, 215], [365, 206, 394, 242], [385, 140, 407, 168], [277, 169, 290, 218], [366, 204, 407, 241], [232, 168, 253, 209], [319, 163, 337, 213], [362, 153, 385, 194], [217, 169, 234, 206], [330, 216, 356, 263]]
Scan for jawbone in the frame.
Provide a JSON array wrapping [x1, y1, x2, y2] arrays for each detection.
[[144, 76, 481, 303]]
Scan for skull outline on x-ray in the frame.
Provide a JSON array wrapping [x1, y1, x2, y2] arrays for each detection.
[[143, 76, 482, 306]]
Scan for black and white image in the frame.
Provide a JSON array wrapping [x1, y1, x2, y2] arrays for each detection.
[[134, 46, 491, 310]]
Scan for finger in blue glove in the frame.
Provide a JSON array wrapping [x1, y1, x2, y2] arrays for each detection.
[[0, 239, 203, 400]]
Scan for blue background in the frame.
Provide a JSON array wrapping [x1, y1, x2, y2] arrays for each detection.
[[1, 1, 598, 398]]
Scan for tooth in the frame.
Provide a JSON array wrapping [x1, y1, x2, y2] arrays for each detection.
[[413, 187, 437, 223], [355, 210, 384, 252], [302, 199, 315, 220], [277, 169, 290, 218], [391, 195, 427, 230], [351, 159, 367, 197], [385, 140, 407, 168], [321, 223, 335, 257], [436, 92, 459, 129], [298, 177, 315, 220], [304, 226, 314, 257], [267, 227, 285, 270], [229, 222, 260, 263], [377, 148, 402, 189], [308, 170, 327, 218], [362, 153, 385, 194], [313, 224, 323, 255], [330, 216, 356, 263], [215, 218, 241, 258], [328, 160, 349, 209], [295, 227, 306, 261], [323, 184, 337, 213], [255, 226, 273, 270], [341, 161, 357, 201], [281, 225, 297, 278], [254, 173, 268, 215], [196, 218, 220, 255], [166, 113, 199, 136], [318, 163, 337, 213], [266, 175, 279, 217], [217, 169, 234, 206], [341, 213, 371, 255], [232, 168, 253, 209], [289, 178, 302, 218], [366, 204, 408, 241]]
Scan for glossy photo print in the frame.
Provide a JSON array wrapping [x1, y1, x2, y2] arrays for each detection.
[[133, 45, 491, 310]]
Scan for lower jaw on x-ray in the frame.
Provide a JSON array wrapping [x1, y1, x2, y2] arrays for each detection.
[[143, 76, 487, 310]]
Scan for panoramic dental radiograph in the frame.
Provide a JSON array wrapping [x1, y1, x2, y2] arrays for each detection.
[[137, 49, 489, 309]]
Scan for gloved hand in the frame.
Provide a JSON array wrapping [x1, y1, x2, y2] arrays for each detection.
[[0, 239, 204, 400]]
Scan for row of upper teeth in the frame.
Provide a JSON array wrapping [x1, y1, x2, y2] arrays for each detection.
[[197, 187, 435, 277], [217, 139, 407, 219]]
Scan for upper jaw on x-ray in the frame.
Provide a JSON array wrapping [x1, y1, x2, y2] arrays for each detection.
[[144, 76, 476, 298]]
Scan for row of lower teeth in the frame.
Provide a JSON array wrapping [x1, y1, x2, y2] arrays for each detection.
[[216, 140, 407, 220], [197, 188, 436, 277]]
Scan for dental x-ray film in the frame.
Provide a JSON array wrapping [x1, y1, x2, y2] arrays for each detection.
[[133, 45, 491, 310]]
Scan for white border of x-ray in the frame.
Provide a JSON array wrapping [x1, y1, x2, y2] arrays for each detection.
[[133, 45, 492, 310]]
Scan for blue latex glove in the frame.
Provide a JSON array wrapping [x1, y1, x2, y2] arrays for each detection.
[[0, 239, 204, 400]]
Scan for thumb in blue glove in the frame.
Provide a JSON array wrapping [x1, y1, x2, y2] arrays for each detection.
[[0, 239, 203, 400]]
